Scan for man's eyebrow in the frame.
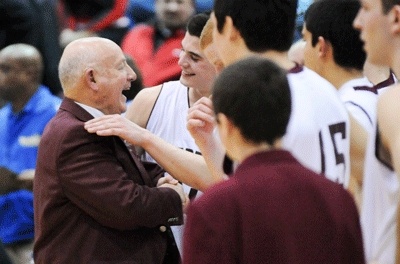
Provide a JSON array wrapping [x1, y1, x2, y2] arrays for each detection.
[[187, 51, 202, 58]]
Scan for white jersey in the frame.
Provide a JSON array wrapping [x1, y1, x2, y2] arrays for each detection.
[[361, 125, 399, 263], [144, 80, 202, 254], [284, 66, 350, 186], [338, 77, 377, 132]]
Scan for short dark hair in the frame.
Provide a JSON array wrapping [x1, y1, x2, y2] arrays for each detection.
[[213, 0, 297, 52], [382, 0, 400, 13], [304, 0, 365, 70], [186, 12, 210, 38], [212, 57, 291, 145]]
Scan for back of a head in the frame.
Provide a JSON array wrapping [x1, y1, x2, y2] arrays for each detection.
[[200, 18, 214, 50], [212, 57, 291, 145], [59, 37, 117, 93], [213, 0, 298, 52], [304, 0, 365, 70], [186, 12, 210, 38]]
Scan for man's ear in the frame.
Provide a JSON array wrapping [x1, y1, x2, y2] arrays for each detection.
[[389, 5, 400, 34], [217, 113, 235, 137], [224, 16, 241, 41], [317, 36, 332, 59], [84, 68, 98, 90]]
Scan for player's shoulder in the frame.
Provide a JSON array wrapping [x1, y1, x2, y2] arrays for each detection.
[[378, 84, 400, 111]]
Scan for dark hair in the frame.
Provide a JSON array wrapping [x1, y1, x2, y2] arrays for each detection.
[[186, 12, 210, 37], [382, 0, 400, 13], [213, 0, 297, 52], [212, 57, 291, 145], [304, 0, 365, 70]]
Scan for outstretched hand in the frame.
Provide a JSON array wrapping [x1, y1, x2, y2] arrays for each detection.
[[84, 114, 147, 146]]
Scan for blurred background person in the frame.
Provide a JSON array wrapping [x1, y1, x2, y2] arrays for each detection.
[[57, 0, 131, 48], [0, 43, 61, 264], [121, 0, 196, 87]]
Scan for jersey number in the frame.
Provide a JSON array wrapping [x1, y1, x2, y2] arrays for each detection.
[[319, 122, 346, 174]]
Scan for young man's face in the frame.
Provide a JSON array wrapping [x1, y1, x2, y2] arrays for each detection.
[[211, 12, 238, 67], [353, 0, 394, 66], [178, 32, 216, 91]]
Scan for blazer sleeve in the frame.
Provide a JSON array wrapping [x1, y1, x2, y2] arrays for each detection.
[[56, 122, 183, 230]]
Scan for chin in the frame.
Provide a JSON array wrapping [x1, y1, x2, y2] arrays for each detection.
[[179, 76, 190, 87]]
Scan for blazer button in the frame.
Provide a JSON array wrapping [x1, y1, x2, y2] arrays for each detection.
[[159, 226, 167, 232]]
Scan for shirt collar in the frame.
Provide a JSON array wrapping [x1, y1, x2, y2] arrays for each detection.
[[74, 102, 104, 118]]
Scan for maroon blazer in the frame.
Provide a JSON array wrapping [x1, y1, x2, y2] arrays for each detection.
[[34, 98, 183, 264], [183, 150, 365, 264]]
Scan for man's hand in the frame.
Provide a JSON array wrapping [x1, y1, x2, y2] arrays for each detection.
[[187, 96, 216, 148], [157, 173, 179, 187], [158, 182, 188, 209], [85, 114, 148, 146]]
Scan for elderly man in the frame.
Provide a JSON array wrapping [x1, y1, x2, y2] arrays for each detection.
[[33, 37, 186, 263]]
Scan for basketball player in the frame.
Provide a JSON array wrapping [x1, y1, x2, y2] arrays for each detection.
[[353, 0, 400, 262], [187, 0, 351, 185], [302, 0, 377, 207]]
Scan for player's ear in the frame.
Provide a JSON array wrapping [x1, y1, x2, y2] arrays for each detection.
[[217, 113, 236, 138], [317, 36, 331, 59], [224, 16, 241, 42], [389, 5, 400, 34]]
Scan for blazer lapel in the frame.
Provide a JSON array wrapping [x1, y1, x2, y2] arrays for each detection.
[[114, 137, 154, 187]]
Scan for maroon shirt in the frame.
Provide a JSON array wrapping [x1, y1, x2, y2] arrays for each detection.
[[183, 150, 364, 264]]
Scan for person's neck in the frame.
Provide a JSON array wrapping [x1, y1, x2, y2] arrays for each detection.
[[188, 86, 211, 107], [11, 88, 37, 113], [391, 54, 400, 79], [321, 63, 364, 90], [235, 139, 282, 163], [257, 50, 296, 71]]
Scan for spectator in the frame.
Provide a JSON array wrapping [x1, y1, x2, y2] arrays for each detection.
[[0, 0, 63, 96], [58, 0, 130, 47], [121, 0, 195, 87], [127, 0, 213, 24], [0, 43, 61, 264]]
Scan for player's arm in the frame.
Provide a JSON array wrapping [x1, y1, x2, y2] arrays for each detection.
[[187, 97, 227, 182], [376, 85, 400, 264], [347, 113, 368, 211], [85, 118, 220, 191]]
